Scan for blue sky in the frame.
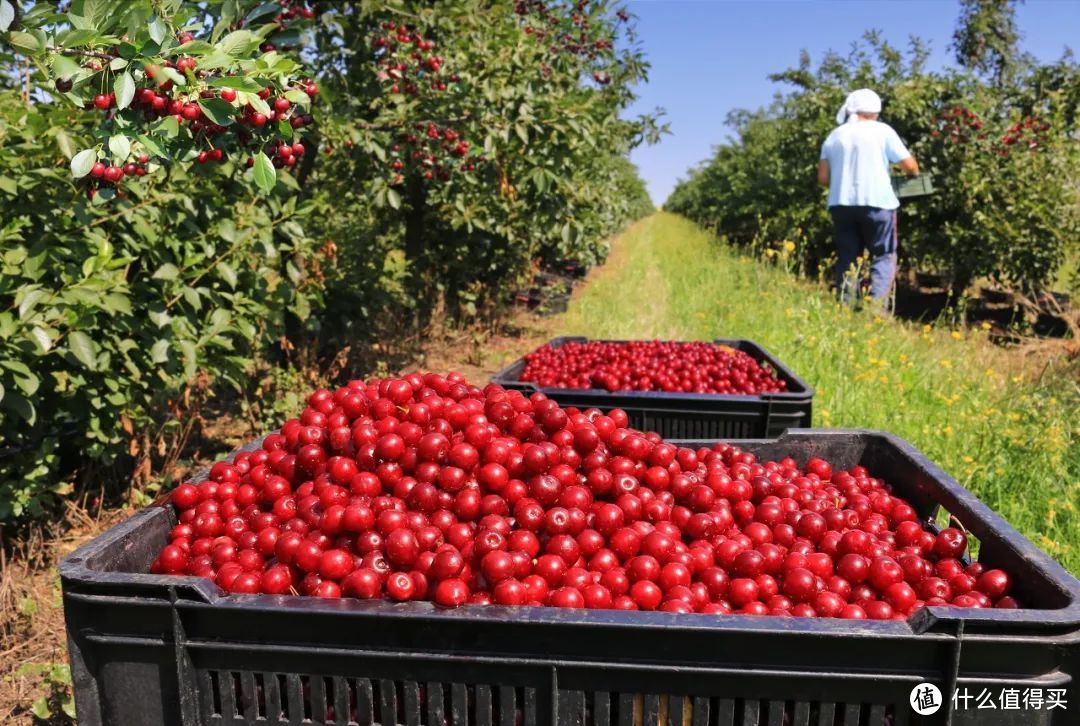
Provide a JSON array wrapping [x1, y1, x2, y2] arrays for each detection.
[[624, 0, 1080, 204]]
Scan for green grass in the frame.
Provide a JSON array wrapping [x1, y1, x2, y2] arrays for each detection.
[[560, 213, 1080, 575]]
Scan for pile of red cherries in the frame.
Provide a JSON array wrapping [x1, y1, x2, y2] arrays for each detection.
[[152, 373, 1017, 618], [519, 340, 788, 394]]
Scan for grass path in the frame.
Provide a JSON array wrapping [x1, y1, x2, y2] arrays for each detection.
[[556, 213, 1080, 574]]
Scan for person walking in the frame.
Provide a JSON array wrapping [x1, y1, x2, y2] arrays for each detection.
[[817, 88, 919, 307]]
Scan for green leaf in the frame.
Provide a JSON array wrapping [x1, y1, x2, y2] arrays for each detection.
[[62, 696, 77, 720], [51, 54, 82, 80], [148, 309, 171, 328], [91, 186, 116, 205], [217, 261, 238, 288], [108, 134, 130, 160], [387, 188, 402, 210], [30, 697, 50, 721], [55, 130, 75, 160], [103, 293, 132, 315], [17, 288, 45, 319], [514, 124, 529, 145], [30, 326, 53, 352], [152, 262, 179, 280], [246, 2, 281, 23], [3, 391, 35, 425], [284, 89, 310, 106], [182, 287, 202, 309], [0, 1, 14, 33], [208, 76, 263, 92], [67, 14, 92, 30], [184, 49, 225, 71], [176, 40, 214, 55], [12, 368, 38, 396], [155, 115, 180, 138], [0, 176, 16, 195], [58, 28, 99, 46], [7, 31, 43, 53], [82, 0, 110, 30], [178, 339, 198, 376], [150, 65, 186, 87], [113, 71, 135, 110], [1, 359, 33, 377], [240, 92, 270, 115], [220, 29, 258, 56], [198, 98, 235, 126], [136, 134, 165, 159], [147, 16, 167, 44], [68, 330, 98, 370], [70, 148, 98, 179], [210, 308, 231, 328], [253, 152, 276, 194], [150, 339, 169, 363]]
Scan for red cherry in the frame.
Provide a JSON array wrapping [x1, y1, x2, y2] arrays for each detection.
[[434, 578, 469, 607], [933, 528, 968, 559], [386, 572, 417, 601], [976, 569, 1011, 600]]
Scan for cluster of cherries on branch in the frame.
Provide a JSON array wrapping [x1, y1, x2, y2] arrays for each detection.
[[64, 4, 317, 196], [929, 106, 985, 145], [1000, 116, 1050, 153], [252, 1, 316, 52], [370, 23, 486, 186], [930, 106, 1051, 156], [152, 373, 1016, 618], [514, 0, 623, 84]]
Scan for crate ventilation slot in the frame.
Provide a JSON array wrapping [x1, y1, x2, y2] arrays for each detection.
[[199, 671, 895, 726]]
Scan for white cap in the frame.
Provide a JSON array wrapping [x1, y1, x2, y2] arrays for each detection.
[[836, 88, 882, 125]]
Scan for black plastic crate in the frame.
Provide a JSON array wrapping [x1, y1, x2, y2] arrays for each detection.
[[490, 336, 814, 439], [61, 430, 1079, 726]]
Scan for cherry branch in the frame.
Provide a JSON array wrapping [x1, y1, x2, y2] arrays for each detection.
[[45, 45, 118, 62]]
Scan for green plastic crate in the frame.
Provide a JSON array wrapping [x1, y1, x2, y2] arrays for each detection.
[[892, 173, 934, 199]]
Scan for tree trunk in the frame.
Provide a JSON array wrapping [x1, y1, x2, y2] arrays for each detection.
[[404, 176, 432, 325]]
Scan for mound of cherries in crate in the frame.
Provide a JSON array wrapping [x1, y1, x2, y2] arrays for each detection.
[[519, 340, 788, 394], [153, 373, 1017, 617]]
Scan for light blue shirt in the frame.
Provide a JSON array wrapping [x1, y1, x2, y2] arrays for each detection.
[[820, 120, 911, 210]]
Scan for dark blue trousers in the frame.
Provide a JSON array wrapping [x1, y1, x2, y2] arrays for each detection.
[[829, 206, 898, 301]]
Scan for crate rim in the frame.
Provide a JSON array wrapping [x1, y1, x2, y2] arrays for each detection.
[[489, 336, 815, 402], [61, 428, 1080, 637]]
